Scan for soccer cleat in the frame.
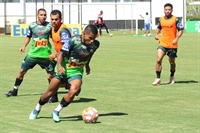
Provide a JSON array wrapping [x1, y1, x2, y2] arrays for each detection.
[[29, 109, 40, 120], [152, 78, 161, 86], [52, 110, 60, 122], [5, 90, 17, 97], [48, 97, 59, 103], [168, 76, 175, 84]]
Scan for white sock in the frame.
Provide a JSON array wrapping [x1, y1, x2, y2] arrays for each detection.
[[54, 104, 63, 112], [13, 86, 19, 90], [35, 103, 42, 111]]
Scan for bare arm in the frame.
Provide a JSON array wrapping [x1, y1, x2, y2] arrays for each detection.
[[20, 37, 31, 54], [155, 28, 161, 40], [57, 51, 65, 74], [85, 53, 94, 75]]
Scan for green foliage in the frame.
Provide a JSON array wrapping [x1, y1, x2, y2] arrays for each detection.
[[186, 15, 200, 21], [0, 32, 199, 133]]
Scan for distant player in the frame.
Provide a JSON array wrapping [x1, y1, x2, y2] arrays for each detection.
[[152, 3, 184, 85], [29, 24, 100, 122], [140, 12, 152, 36], [5, 9, 53, 97], [93, 10, 110, 36]]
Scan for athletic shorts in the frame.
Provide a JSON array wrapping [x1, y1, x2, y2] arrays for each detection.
[[158, 45, 177, 58], [53, 73, 82, 84], [21, 54, 53, 72], [144, 23, 150, 30]]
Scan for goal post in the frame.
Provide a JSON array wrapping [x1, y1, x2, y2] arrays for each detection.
[[46, 3, 139, 35]]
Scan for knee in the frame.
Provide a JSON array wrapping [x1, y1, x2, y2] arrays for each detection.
[[69, 86, 80, 97], [156, 59, 162, 65]]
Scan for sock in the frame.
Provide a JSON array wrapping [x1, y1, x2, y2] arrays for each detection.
[[38, 98, 47, 106], [52, 93, 58, 99], [13, 78, 23, 90], [156, 71, 161, 78], [170, 70, 175, 77], [54, 97, 70, 112], [35, 103, 42, 111]]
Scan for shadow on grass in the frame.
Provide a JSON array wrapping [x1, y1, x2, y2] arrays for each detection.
[[61, 112, 128, 122], [160, 80, 198, 85], [38, 112, 128, 123]]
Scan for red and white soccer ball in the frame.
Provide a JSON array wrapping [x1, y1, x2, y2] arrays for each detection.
[[82, 107, 99, 123], [109, 33, 113, 37]]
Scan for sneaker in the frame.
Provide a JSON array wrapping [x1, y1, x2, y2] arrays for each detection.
[[152, 78, 161, 86], [52, 110, 60, 122], [5, 90, 17, 97], [29, 109, 40, 120], [48, 97, 59, 103], [168, 76, 175, 84]]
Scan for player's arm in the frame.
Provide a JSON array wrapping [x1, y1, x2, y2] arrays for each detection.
[[85, 40, 100, 75], [173, 18, 184, 44], [155, 18, 161, 40], [20, 26, 32, 54], [139, 14, 143, 18], [57, 38, 71, 74]]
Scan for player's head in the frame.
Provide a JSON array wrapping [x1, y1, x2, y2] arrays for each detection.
[[82, 24, 98, 46], [37, 8, 47, 24], [146, 12, 148, 15], [164, 3, 173, 18], [50, 10, 62, 30], [100, 10, 103, 14]]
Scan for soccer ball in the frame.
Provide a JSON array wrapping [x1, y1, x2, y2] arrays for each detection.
[[109, 33, 113, 37], [82, 107, 98, 123]]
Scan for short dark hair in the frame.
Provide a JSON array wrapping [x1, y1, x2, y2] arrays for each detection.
[[37, 8, 46, 14], [164, 3, 173, 10], [51, 10, 62, 19], [84, 24, 98, 35], [146, 12, 148, 15]]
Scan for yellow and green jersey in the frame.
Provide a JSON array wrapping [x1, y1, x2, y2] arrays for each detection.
[[27, 21, 52, 58]]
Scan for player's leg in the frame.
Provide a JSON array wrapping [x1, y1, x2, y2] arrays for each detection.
[[5, 55, 36, 97], [167, 49, 177, 84], [152, 46, 166, 85], [147, 23, 151, 36], [103, 23, 109, 34], [29, 75, 63, 120], [52, 75, 82, 122], [99, 24, 102, 36]]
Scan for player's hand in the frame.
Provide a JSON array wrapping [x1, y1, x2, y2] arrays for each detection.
[[49, 54, 56, 61], [20, 47, 25, 54], [85, 65, 91, 75], [155, 35, 159, 40], [172, 38, 178, 45], [58, 65, 65, 74]]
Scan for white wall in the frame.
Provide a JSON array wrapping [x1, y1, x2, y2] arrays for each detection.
[[0, 0, 184, 30]]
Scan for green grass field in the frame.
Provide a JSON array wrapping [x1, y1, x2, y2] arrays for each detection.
[[0, 31, 199, 133]]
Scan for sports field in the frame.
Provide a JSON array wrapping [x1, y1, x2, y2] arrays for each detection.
[[0, 31, 199, 133]]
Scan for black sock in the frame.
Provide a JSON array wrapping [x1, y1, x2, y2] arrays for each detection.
[[60, 97, 70, 107], [14, 78, 23, 86], [52, 93, 58, 99], [170, 70, 175, 77], [39, 98, 47, 106], [156, 71, 161, 78]]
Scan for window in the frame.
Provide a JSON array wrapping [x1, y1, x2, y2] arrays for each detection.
[[124, 0, 150, 2], [92, 0, 120, 2], [0, 0, 20, 2], [58, 0, 88, 2]]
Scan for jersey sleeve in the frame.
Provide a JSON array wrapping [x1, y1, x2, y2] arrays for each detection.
[[176, 18, 184, 31], [157, 18, 161, 30], [26, 25, 32, 38], [60, 38, 72, 56], [60, 28, 71, 46], [93, 40, 100, 52]]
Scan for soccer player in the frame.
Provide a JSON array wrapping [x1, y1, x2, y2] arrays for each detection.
[[139, 12, 152, 36], [29, 24, 100, 122], [5, 9, 53, 97], [152, 3, 184, 85], [48, 9, 72, 103], [94, 10, 110, 36]]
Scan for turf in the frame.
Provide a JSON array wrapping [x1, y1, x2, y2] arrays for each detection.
[[0, 31, 199, 133]]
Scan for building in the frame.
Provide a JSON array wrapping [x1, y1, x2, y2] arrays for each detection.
[[0, 0, 186, 34]]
